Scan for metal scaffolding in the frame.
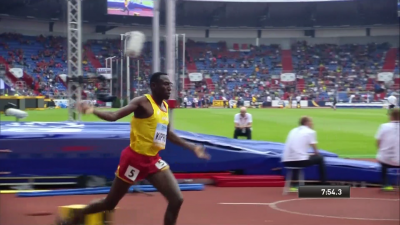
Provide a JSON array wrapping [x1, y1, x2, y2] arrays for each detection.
[[67, 0, 83, 121]]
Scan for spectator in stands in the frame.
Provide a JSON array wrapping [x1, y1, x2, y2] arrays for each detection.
[[375, 109, 400, 191], [233, 107, 252, 140], [281, 116, 327, 190]]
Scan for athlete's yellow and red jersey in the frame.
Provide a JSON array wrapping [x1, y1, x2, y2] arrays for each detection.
[[129, 94, 169, 156]]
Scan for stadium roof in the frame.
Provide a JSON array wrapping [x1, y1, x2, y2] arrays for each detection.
[[0, 0, 396, 28]]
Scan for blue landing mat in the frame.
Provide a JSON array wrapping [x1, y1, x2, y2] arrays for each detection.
[[1, 122, 396, 184]]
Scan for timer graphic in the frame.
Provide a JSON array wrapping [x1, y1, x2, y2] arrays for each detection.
[[298, 185, 351, 198]]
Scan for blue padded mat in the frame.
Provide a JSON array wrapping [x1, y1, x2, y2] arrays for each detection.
[[0, 122, 337, 156], [0, 122, 396, 184]]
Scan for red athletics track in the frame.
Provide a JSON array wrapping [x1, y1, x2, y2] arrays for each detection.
[[1, 186, 399, 225]]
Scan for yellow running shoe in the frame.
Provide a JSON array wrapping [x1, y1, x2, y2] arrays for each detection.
[[289, 187, 298, 192], [382, 186, 394, 191]]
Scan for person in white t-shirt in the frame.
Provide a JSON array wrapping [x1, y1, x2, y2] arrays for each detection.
[[183, 96, 188, 108], [233, 107, 252, 139], [296, 95, 301, 108], [375, 108, 400, 191], [281, 116, 327, 189], [222, 96, 228, 108], [193, 97, 198, 108], [387, 94, 398, 115]]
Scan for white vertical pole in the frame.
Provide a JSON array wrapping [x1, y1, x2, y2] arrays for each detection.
[[105, 58, 110, 93], [109, 59, 113, 95], [182, 34, 186, 93], [120, 34, 124, 102], [166, 0, 176, 129], [175, 34, 179, 92], [126, 56, 130, 100], [137, 60, 140, 96], [152, 0, 160, 73]]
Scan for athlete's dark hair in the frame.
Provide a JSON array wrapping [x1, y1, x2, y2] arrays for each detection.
[[150, 72, 168, 85], [299, 116, 310, 126], [391, 108, 399, 121]]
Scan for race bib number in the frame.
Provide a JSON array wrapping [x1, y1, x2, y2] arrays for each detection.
[[155, 159, 168, 170], [154, 123, 167, 146], [124, 165, 140, 182]]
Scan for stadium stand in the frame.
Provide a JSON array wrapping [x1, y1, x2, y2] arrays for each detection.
[[291, 41, 396, 102], [186, 40, 285, 101], [0, 33, 398, 104], [0, 33, 103, 98], [0, 33, 68, 96]]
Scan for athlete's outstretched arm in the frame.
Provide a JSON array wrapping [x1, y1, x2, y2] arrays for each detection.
[[78, 97, 143, 121], [167, 126, 210, 159], [167, 127, 196, 150]]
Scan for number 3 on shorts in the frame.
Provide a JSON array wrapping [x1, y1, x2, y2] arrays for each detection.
[[124, 165, 140, 182], [155, 159, 168, 170]]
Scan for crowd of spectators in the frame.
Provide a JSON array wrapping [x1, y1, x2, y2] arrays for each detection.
[[181, 40, 397, 104], [185, 41, 287, 102], [0, 33, 398, 104], [292, 41, 392, 101], [0, 33, 98, 98], [0, 33, 69, 98]]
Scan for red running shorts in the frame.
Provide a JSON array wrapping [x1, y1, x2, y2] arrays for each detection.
[[115, 146, 169, 184]]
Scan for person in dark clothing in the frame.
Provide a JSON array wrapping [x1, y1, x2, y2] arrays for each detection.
[[331, 97, 337, 110]]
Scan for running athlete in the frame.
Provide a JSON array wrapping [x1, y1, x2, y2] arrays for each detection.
[[56, 72, 210, 225], [122, 0, 130, 14]]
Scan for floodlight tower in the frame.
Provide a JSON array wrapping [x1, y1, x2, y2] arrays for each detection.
[[67, 0, 83, 122]]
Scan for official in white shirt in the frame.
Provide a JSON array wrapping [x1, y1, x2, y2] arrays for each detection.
[[375, 109, 400, 191], [281, 116, 327, 185], [234, 107, 252, 140]]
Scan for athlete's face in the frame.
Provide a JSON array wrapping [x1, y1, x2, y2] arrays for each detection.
[[154, 75, 172, 100]]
